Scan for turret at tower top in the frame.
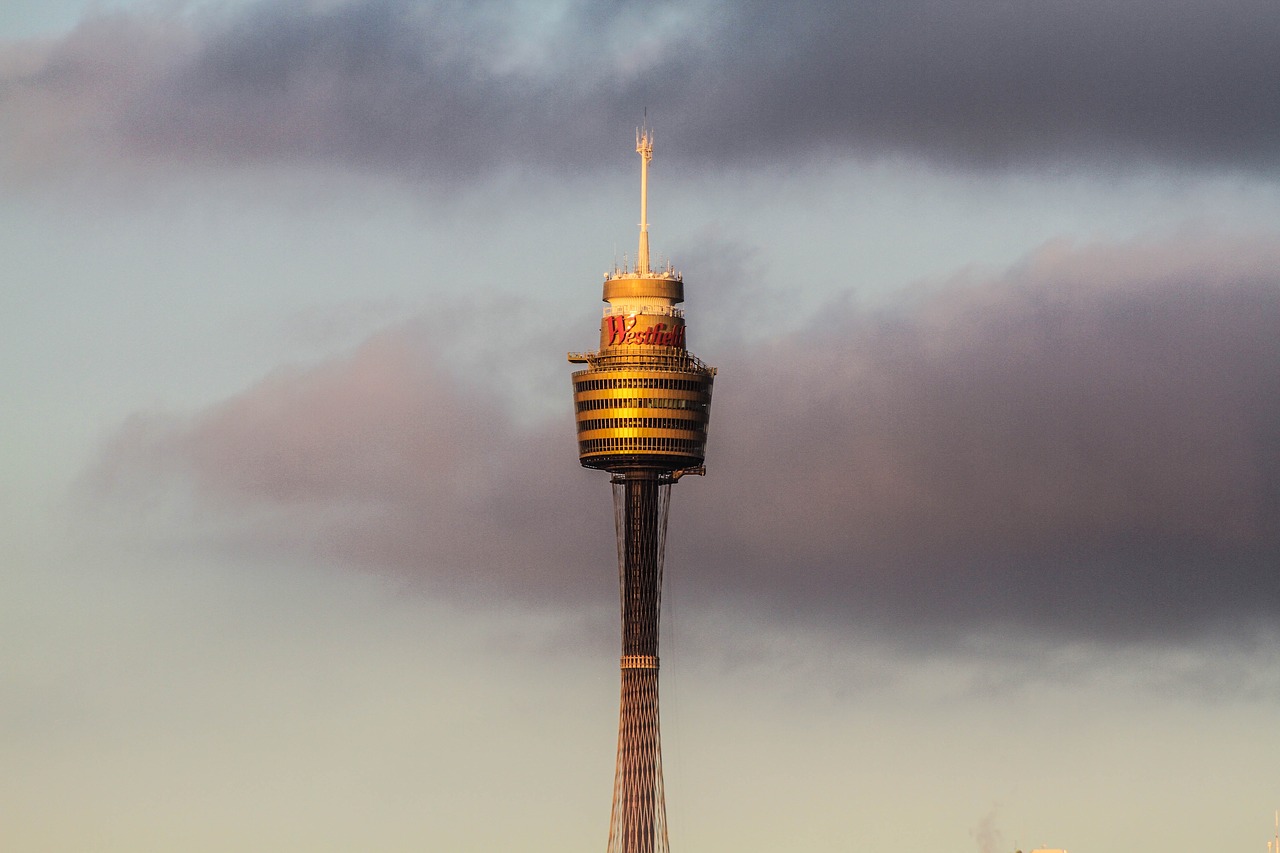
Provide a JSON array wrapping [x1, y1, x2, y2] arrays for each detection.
[[604, 124, 683, 307]]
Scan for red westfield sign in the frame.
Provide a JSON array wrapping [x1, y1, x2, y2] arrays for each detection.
[[603, 315, 687, 348]]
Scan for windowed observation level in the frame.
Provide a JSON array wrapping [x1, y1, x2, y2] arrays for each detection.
[[569, 266, 715, 472], [568, 128, 715, 475], [571, 359, 714, 472]]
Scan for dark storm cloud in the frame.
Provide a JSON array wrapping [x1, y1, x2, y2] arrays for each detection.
[[691, 237, 1280, 642], [4, 0, 1280, 179], [679, 0, 1280, 169], [83, 236, 1280, 644]]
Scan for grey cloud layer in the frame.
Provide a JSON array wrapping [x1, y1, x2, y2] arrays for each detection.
[[697, 238, 1280, 642], [84, 237, 1280, 644], [5, 0, 1280, 179]]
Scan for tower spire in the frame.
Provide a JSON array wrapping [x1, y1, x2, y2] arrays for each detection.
[[636, 124, 654, 274]]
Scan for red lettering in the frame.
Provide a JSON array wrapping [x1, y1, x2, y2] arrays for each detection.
[[605, 315, 638, 346], [603, 316, 688, 349]]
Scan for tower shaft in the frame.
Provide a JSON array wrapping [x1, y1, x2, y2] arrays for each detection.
[[608, 474, 670, 853]]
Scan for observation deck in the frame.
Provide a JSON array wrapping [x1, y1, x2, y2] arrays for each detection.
[[571, 356, 714, 473], [568, 134, 714, 475]]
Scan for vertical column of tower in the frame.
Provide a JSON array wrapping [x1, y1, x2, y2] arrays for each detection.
[[636, 127, 654, 274], [607, 475, 671, 853]]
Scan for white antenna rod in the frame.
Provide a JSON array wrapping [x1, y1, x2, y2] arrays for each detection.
[[636, 121, 654, 274]]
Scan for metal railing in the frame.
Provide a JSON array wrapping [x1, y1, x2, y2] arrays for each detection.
[[602, 304, 684, 318]]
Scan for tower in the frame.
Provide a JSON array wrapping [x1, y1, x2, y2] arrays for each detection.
[[568, 127, 715, 853]]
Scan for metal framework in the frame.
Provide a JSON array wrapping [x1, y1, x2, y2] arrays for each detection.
[[569, 127, 715, 853], [607, 474, 672, 853]]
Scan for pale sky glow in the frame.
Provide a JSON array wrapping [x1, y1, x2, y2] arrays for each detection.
[[4, 2, 1280, 851]]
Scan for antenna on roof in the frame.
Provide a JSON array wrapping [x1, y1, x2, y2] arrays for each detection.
[[636, 116, 654, 274]]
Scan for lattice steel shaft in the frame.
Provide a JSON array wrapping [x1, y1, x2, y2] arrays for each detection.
[[607, 475, 671, 853]]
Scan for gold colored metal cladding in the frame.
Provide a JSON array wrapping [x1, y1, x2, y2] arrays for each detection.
[[602, 276, 684, 303], [571, 366, 713, 472]]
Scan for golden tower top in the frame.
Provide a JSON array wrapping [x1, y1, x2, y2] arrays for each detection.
[[568, 126, 716, 476], [602, 124, 682, 308]]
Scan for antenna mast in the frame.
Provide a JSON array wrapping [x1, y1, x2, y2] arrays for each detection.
[[636, 124, 654, 274]]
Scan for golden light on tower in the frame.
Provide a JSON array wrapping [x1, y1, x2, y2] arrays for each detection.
[[568, 127, 715, 853]]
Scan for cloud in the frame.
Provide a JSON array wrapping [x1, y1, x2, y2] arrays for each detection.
[[82, 313, 607, 605], [5, 0, 1280, 181], [82, 235, 1280, 645], [971, 806, 1004, 853], [694, 235, 1280, 642]]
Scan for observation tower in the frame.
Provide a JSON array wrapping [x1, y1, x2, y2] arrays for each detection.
[[568, 128, 716, 853]]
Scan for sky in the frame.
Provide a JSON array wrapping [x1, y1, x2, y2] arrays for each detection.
[[4, 1, 1280, 850]]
